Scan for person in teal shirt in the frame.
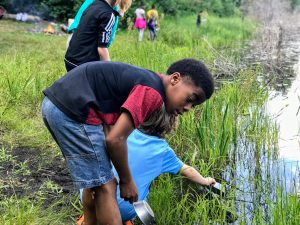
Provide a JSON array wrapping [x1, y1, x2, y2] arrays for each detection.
[[68, 0, 94, 33], [67, 0, 119, 48]]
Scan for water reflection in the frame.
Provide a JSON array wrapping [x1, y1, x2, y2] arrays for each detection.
[[223, 49, 300, 224], [266, 51, 300, 193]]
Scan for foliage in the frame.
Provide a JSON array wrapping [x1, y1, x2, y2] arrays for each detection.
[[1, 0, 244, 23], [200, 0, 242, 17], [131, 0, 242, 17], [1, 0, 40, 14], [121, 0, 243, 28], [291, 0, 300, 10], [153, 0, 201, 16], [40, 0, 82, 22]]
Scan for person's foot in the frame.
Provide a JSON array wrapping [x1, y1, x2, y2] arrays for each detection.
[[76, 215, 84, 225], [76, 215, 133, 225], [124, 221, 134, 225]]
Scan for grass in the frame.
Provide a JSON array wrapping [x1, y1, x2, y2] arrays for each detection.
[[0, 15, 255, 148], [148, 70, 282, 224], [0, 195, 81, 225], [0, 15, 299, 224]]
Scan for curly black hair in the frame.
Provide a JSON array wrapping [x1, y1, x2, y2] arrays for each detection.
[[166, 58, 214, 99]]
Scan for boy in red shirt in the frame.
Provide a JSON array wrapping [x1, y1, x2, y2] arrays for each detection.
[[41, 58, 214, 225]]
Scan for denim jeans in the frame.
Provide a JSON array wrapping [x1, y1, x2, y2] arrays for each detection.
[[41, 97, 114, 189], [149, 29, 156, 41]]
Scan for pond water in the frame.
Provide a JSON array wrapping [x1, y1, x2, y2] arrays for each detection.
[[265, 40, 300, 194], [222, 38, 300, 224]]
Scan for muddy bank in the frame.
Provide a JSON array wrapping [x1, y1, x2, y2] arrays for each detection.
[[0, 147, 74, 203]]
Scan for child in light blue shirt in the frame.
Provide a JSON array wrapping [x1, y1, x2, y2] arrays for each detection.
[[79, 111, 216, 224]]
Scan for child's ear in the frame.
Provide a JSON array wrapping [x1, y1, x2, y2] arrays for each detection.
[[170, 72, 182, 86]]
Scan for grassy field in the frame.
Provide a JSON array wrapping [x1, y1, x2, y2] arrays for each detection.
[[0, 15, 255, 149], [0, 15, 299, 224]]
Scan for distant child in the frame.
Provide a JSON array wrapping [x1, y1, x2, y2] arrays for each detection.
[[67, 0, 120, 49], [147, 4, 159, 41], [147, 16, 157, 41], [78, 111, 216, 224], [146, 4, 158, 22], [65, 0, 132, 71], [197, 11, 202, 27], [134, 3, 146, 42], [41, 58, 214, 225]]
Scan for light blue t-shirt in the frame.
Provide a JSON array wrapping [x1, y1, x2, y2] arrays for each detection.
[[115, 129, 183, 221], [80, 129, 183, 221]]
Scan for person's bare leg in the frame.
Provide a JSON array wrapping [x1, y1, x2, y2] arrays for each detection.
[[83, 188, 97, 225], [94, 179, 122, 225]]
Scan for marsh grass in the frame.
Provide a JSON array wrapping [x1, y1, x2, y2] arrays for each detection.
[[169, 71, 269, 163], [271, 190, 300, 224], [0, 14, 256, 148], [158, 15, 256, 63], [0, 195, 81, 225], [147, 69, 285, 224]]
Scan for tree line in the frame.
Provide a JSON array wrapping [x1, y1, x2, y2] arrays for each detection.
[[1, 0, 299, 22]]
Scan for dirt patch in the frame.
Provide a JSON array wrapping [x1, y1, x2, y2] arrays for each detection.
[[0, 147, 74, 202]]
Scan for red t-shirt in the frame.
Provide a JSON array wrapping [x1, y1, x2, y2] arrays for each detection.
[[44, 61, 165, 128], [86, 84, 163, 127]]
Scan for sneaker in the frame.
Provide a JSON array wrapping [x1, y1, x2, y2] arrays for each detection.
[[76, 214, 133, 225], [76, 215, 84, 225], [124, 220, 134, 225]]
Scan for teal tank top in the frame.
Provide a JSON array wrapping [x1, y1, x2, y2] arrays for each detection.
[[68, 0, 119, 48]]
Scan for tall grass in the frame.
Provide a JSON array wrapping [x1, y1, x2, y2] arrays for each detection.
[[0, 195, 81, 225], [169, 70, 268, 163], [147, 70, 285, 224], [0, 15, 256, 148]]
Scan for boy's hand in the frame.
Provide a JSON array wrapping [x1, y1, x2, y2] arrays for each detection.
[[205, 177, 216, 186], [120, 179, 138, 203]]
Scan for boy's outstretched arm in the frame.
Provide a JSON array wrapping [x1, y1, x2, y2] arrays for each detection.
[[180, 164, 216, 186], [105, 111, 138, 203]]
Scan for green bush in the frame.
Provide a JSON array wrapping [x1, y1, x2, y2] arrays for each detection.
[[1, 0, 244, 23], [291, 0, 300, 10], [1, 0, 42, 14], [200, 0, 241, 17], [41, 0, 82, 22]]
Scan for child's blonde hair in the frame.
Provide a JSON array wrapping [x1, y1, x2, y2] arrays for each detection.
[[138, 104, 178, 138], [116, 0, 132, 15]]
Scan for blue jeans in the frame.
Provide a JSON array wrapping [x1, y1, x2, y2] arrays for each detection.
[[41, 97, 114, 189], [149, 29, 156, 41]]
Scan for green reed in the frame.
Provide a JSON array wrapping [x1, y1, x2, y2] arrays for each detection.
[[0, 195, 81, 225], [147, 68, 283, 224]]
